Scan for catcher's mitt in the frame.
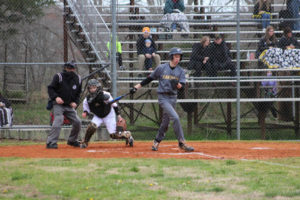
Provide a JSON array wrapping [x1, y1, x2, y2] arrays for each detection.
[[117, 117, 127, 132]]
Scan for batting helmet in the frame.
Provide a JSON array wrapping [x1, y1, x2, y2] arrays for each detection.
[[169, 47, 183, 61], [88, 79, 102, 89]]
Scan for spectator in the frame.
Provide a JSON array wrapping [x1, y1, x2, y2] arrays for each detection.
[[253, 0, 272, 32], [136, 27, 161, 71], [107, 36, 125, 70], [256, 26, 278, 61], [0, 92, 13, 128], [161, 0, 189, 32], [287, 0, 300, 30], [46, 62, 82, 149], [189, 36, 212, 77], [261, 71, 277, 118], [278, 27, 300, 49], [143, 39, 156, 71], [208, 35, 236, 77]]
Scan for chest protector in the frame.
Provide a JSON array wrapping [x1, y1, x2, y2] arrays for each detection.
[[87, 92, 111, 118]]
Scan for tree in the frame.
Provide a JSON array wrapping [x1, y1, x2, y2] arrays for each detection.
[[0, 0, 54, 39]]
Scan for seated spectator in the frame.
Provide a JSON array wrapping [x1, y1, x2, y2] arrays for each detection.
[[253, 0, 272, 32], [0, 92, 13, 128], [287, 0, 300, 30], [143, 39, 156, 71], [161, 0, 189, 32], [278, 27, 300, 49], [189, 36, 211, 77], [256, 26, 278, 68], [261, 71, 277, 118], [208, 35, 236, 77], [107, 36, 125, 70], [136, 27, 161, 71]]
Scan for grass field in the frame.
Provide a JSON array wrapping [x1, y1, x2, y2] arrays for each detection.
[[0, 140, 300, 200]]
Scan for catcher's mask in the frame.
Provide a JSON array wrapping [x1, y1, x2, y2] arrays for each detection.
[[87, 79, 102, 93], [169, 47, 183, 61]]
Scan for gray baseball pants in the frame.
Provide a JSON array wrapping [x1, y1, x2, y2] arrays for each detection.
[[155, 94, 185, 143], [47, 104, 81, 145]]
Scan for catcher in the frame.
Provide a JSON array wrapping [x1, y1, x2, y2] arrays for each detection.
[[80, 79, 134, 148]]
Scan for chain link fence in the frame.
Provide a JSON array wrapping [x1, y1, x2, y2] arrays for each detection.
[[1, 0, 300, 140]]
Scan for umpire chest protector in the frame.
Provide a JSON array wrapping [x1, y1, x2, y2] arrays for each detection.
[[87, 92, 111, 118]]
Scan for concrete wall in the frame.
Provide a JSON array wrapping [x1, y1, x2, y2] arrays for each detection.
[[0, 127, 110, 141]]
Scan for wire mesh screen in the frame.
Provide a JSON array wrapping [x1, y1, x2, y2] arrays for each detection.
[[0, 0, 300, 140]]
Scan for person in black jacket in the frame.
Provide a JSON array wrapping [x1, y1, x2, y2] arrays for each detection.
[[209, 35, 236, 77], [256, 26, 278, 58], [46, 62, 82, 149], [136, 27, 161, 70], [278, 27, 300, 49], [189, 36, 211, 77]]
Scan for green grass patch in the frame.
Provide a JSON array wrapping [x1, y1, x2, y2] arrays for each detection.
[[0, 155, 299, 200]]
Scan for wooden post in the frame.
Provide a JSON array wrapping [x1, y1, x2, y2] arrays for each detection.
[[63, 0, 68, 62], [187, 112, 193, 135]]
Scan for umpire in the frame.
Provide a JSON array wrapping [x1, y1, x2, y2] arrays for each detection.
[[131, 47, 194, 152], [46, 62, 82, 149]]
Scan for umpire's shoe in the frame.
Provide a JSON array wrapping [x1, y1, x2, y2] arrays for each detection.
[[67, 140, 80, 147], [46, 143, 58, 149], [179, 142, 194, 152], [152, 140, 160, 151]]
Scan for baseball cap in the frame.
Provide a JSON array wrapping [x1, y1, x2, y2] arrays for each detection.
[[142, 27, 150, 33], [64, 61, 76, 68]]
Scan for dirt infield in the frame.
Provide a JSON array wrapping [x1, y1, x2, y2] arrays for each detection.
[[0, 141, 300, 160]]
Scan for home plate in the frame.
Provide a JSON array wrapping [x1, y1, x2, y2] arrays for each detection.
[[251, 147, 273, 150]]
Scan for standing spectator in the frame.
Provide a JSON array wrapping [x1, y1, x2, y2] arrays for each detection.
[[107, 36, 125, 70], [256, 26, 278, 58], [253, 0, 272, 32], [130, 47, 194, 152], [0, 92, 13, 128], [278, 27, 300, 49], [143, 39, 156, 71], [287, 0, 300, 30], [46, 62, 82, 149], [161, 0, 189, 32], [261, 71, 278, 118], [189, 36, 212, 77], [136, 27, 161, 71], [209, 35, 236, 77]]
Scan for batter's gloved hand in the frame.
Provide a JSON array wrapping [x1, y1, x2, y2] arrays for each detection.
[[170, 79, 179, 90], [130, 87, 137, 94]]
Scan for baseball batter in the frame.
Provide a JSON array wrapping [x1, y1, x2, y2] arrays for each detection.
[[81, 79, 134, 148], [131, 47, 194, 152]]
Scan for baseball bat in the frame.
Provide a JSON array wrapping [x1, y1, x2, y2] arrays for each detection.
[[108, 92, 130, 104]]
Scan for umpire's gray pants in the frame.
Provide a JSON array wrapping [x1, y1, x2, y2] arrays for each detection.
[[155, 94, 185, 143], [47, 104, 81, 145]]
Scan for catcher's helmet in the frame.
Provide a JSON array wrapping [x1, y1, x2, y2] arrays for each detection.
[[88, 79, 102, 89], [169, 47, 183, 61]]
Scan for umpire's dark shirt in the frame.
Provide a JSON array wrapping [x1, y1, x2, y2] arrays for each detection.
[[48, 70, 82, 106]]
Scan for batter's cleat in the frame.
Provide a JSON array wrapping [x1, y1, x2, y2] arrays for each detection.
[[179, 143, 194, 152], [67, 140, 80, 147], [152, 140, 160, 151], [80, 142, 87, 149]]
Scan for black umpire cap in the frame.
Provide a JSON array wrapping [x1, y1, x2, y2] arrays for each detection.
[[64, 61, 76, 69]]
